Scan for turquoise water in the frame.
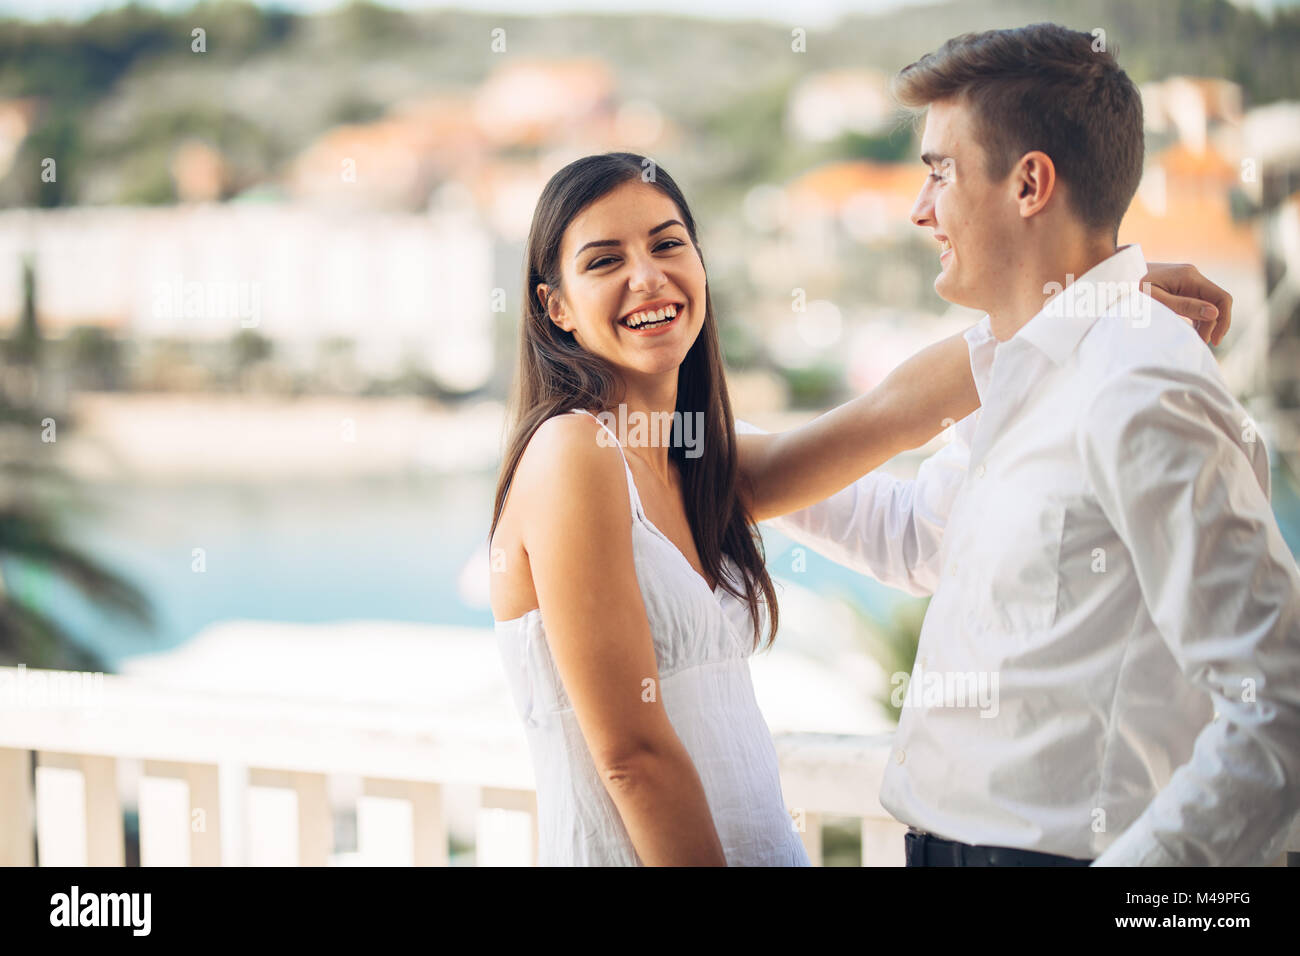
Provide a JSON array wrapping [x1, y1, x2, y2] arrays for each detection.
[[13, 474, 502, 667], [10, 462, 1299, 671]]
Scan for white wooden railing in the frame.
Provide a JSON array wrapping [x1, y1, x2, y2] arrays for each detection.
[[0, 666, 905, 866], [4, 666, 1295, 867]]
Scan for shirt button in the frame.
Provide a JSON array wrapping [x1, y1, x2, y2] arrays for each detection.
[[896, 749, 906, 764], [975, 463, 987, 478]]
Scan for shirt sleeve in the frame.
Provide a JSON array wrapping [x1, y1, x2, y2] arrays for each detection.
[[1079, 366, 1300, 866], [734, 412, 975, 596]]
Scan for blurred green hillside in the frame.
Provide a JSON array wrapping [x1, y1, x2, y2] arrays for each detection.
[[1, 0, 1297, 211]]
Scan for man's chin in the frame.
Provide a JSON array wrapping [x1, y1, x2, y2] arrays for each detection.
[[933, 272, 961, 304], [934, 272, 981, 311]]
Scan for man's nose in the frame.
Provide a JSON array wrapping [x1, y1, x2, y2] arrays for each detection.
[[910, 184, 935, 228]]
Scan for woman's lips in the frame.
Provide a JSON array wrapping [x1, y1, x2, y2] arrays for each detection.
[[620, 305, 683, 336]]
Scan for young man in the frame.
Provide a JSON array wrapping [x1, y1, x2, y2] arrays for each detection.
[[743, 23, 1300, 865]]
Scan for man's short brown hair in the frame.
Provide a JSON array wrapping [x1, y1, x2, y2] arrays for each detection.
[[892, 22, 1144, 236]]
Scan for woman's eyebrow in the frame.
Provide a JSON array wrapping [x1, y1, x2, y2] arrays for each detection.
[[920, 151, 950, 168], [574, 219, 685, 259]]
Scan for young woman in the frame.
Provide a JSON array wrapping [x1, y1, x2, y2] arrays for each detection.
[[488, 152, 1230, 866]]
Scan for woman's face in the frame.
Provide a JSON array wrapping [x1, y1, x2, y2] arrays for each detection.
[[539, 180, 707, 381]]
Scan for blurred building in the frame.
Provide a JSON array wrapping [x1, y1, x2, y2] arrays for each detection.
[[0, 197, 496, 392], [0, 98, 40, 181], [0, 56, 689, 397], [284, 57, 672, 233], [786, 69, 894, 143]]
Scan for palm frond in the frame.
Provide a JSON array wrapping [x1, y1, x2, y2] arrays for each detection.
[[0, 593, 113, 672], [0, 508, 153, 628]]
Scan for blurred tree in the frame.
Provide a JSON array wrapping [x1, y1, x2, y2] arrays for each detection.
[[849, 595, 928, 724], [327, 93, 386, 126], [10, 253, 40, 366], [0, 392, 154, 671], [0, 254, 153, 671], [832, 129, 914, 164], [20, 113, 81, 209], [230, 328, 272, 369], [66, 326, 125, 391], [779, 363, 846, 409], [0, 486, 154, 672]]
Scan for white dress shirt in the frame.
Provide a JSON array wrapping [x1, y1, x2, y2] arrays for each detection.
[[740, 244, 1300, 864]]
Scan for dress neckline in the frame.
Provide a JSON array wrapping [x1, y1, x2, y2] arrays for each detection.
[[636, 511, 724, 596], [568, 409, 722, 595]]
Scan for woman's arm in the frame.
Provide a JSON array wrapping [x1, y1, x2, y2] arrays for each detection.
[[516, 413, 726, 866], [737, 262, 1234, 522], [738, 330, 978, 522]]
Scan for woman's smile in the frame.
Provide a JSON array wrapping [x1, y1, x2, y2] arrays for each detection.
[[618, 302, 684, 336]]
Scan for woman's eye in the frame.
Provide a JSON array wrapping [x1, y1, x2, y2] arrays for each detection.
[[929, 171, 946, 184], [588, 239, 683, 270]]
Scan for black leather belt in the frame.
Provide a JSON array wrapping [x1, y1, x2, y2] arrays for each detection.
[[904, 827, 1093, 866]]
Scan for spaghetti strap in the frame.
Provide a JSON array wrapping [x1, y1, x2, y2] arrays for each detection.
[[568, 408, 646, 520]]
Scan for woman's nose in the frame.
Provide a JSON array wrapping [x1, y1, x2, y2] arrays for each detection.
[[628, 254, 667, 292]]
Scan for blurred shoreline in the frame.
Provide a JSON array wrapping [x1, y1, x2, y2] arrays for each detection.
[[50, 390, 895, 483], [54, 392, 510, 482]]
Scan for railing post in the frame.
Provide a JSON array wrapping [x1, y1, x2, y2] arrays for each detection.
[[478, 787, 538, 866], [140, 760, 193, 865], [32, 752, 121, 865], [361, 778, 448, 866], [798, 811, 824, 866], [34, 753, 85, 864], [860, 816, 907, 866], [186, 763, 222, 867], [0, 748, 34, 866], [290, 771, 332, 867], [79, 754, 124, 866], [245, 768, 332, 866]]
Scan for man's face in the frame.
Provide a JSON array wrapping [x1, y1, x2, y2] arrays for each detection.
[[910, 98, 1020, 313]]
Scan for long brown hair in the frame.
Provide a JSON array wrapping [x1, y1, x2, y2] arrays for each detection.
[[489, 152, 779, 650]]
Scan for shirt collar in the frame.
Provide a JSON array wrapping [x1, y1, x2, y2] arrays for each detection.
[[961, 315, 998, 404], [1012, 244, 1148, 367]]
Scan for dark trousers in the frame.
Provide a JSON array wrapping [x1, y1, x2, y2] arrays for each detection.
[[904, 827, 1093, 866]]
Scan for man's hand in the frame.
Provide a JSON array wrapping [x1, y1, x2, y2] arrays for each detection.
[[1142, 261, 1233, 346]]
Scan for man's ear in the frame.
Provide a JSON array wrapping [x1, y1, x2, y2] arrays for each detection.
[[536, 282, 574, 333], [1013, 150, 1056, 220]]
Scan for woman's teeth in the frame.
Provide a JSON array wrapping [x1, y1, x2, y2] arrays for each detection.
[[622, 304, 678, 329]]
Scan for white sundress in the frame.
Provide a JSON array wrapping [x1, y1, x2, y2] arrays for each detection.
[[493, 408, 810, 866]]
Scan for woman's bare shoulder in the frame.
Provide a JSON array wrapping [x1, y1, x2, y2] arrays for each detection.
[[510, 411, 629, 517]]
